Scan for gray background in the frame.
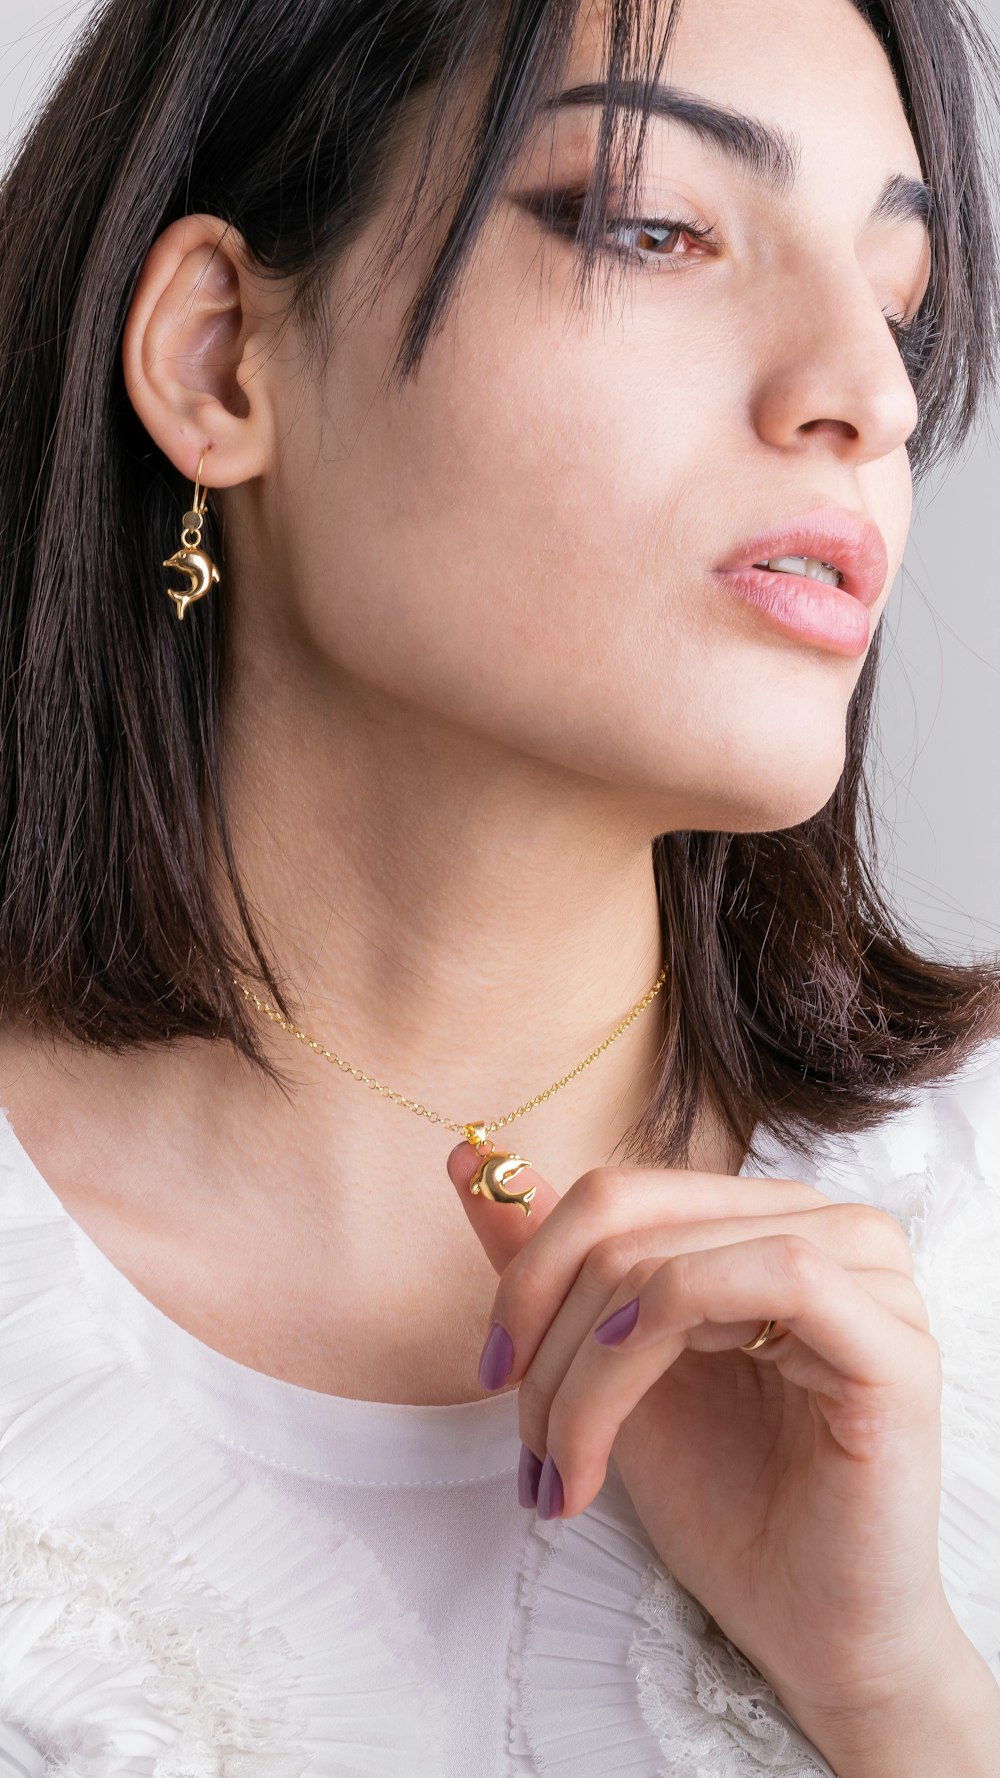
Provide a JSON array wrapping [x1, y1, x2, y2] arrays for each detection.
[[2, 0, 998, 962]]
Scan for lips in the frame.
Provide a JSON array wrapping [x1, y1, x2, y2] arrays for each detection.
[[715, 505, 890, 609]]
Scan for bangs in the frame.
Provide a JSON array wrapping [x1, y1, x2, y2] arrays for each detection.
[[343, 0, 1000, 479], [332, 0, 685, 382]]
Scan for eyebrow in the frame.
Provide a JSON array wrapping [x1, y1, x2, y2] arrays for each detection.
[[543, 80, 933, 231]]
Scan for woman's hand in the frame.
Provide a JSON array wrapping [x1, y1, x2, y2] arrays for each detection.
[[447, 1139, 961, 1734]]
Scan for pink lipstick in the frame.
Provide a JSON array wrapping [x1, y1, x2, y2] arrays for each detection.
[[713, 505, 889, 656]]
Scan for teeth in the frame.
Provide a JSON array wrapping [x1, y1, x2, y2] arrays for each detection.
[[753, 555, 843, 587]]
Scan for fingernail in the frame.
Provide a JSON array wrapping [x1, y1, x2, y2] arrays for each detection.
[[517, 1442, 543, 1507], [536, 1452, 563, 1520], [478, 1321, 514, 1391], [593, 1294, 640, 1346]]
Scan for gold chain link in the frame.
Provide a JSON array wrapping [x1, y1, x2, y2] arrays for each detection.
[[232, 961, 668, 1141]]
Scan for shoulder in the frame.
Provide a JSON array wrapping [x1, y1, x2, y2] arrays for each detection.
[[757, 1031, 1000, 1213], [767, 1033, 1000, 1418]]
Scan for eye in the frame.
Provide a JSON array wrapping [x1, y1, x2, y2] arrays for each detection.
[[604, 212, 716, 266], [530, 188, 716, 269]]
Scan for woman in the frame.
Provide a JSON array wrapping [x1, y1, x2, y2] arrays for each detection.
[[0, 0, 998, 1768]]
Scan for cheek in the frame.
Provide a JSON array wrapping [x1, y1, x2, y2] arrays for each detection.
[[273, 279, 874, 829], [289, 294, 728, 720]]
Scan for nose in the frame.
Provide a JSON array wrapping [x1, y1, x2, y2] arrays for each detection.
[[749, 262, 921, 468]]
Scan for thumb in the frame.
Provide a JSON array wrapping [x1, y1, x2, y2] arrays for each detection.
[[446, 1136, 561, 1276]]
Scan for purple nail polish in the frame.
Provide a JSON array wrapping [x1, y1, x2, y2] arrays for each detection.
[[478, 1321, 514, 1391], [536, 1452, 563, 1520], [594, 1294, 640, 1346], [517, 1442, 543, 1507]]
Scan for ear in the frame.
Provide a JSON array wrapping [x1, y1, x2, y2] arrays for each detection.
[[122, 213, 280, 487]]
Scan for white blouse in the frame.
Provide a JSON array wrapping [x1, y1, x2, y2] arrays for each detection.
[[0, 1033, 998, 1777]]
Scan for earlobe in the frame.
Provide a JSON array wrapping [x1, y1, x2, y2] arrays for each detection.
[[122, 212, 273, 486]]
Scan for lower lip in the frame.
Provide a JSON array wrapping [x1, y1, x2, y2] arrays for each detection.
[[714, 566, 871, 657]]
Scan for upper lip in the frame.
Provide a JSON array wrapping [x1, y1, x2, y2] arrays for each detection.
[[715, 505, 889, 608]]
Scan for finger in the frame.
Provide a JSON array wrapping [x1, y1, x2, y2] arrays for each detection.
[[514, 1213, 918, 1458], [446, 1138, 562, 1272], [542, 1235, 936, 1516], [520, 1272, 929, 1491], [519, 1271, 924, 1487], [449, 1146, 832, 1330], [746, 1266, 931, 1362], [740, 1268, 932, 1396], [489, 1194, 910, 1396]]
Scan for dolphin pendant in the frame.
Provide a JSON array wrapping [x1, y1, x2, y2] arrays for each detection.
[[162, 547, 221, 620], [468, 1149, 536, 1216]]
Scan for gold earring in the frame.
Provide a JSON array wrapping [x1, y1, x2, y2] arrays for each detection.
[[162, 448, 221, 620]]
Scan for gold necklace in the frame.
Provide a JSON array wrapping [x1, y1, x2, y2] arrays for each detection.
[[232, 961, 668, 1217]]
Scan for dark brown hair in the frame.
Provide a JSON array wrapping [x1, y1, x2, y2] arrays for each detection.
[[1, 0, 998, 1169]]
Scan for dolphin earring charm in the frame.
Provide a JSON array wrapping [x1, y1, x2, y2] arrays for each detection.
[[162, 448, 221, 620], [464, 1123, 537, 1217]]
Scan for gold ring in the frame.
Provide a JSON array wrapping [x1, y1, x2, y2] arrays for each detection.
[[740, 1318, 779, 1352]]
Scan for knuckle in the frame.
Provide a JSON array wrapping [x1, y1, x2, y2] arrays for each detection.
[[834, 1201, 914, 1272], [574, 1167, 633, 1218], [862, 1268, 931, 1331], [580, 1231, 643, 1294], [648, 1248, 693, 1303], [625, 1254, 668, 1294], [828, 1201, 876, 1238], [777, 1231, 827, 1289], [890, 1326, 942, 1402]]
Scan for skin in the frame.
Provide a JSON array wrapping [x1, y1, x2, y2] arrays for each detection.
[[2, 0, 999, 1761]]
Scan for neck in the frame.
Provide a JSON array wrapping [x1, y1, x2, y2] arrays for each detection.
[[199, 640, 676, 1224]]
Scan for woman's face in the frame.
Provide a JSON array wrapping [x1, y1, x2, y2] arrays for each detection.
[[238, 0, 930, 835]]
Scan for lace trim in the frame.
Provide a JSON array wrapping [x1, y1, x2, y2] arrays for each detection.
[[0, 1489, 308, 1777], [505, 1465, 836, 1778], [629, 1565, 833, 1776]]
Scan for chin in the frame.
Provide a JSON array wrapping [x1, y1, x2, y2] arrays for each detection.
[[663, 748, 850, 835], [724, 771, 849, 834]]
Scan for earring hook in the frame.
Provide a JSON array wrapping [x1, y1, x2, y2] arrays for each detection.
[[193, 447, 210, 517]]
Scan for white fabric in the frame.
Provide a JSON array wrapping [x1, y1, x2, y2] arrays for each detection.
[[0, 1033, 998, 1776]]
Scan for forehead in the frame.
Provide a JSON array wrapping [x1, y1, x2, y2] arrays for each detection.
[[559, 0, 925, 187]]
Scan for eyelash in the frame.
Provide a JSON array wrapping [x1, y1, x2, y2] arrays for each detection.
[[545, 190, 715, 268], [543, 190, 933, 377], [882, 309, 934, 378]]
